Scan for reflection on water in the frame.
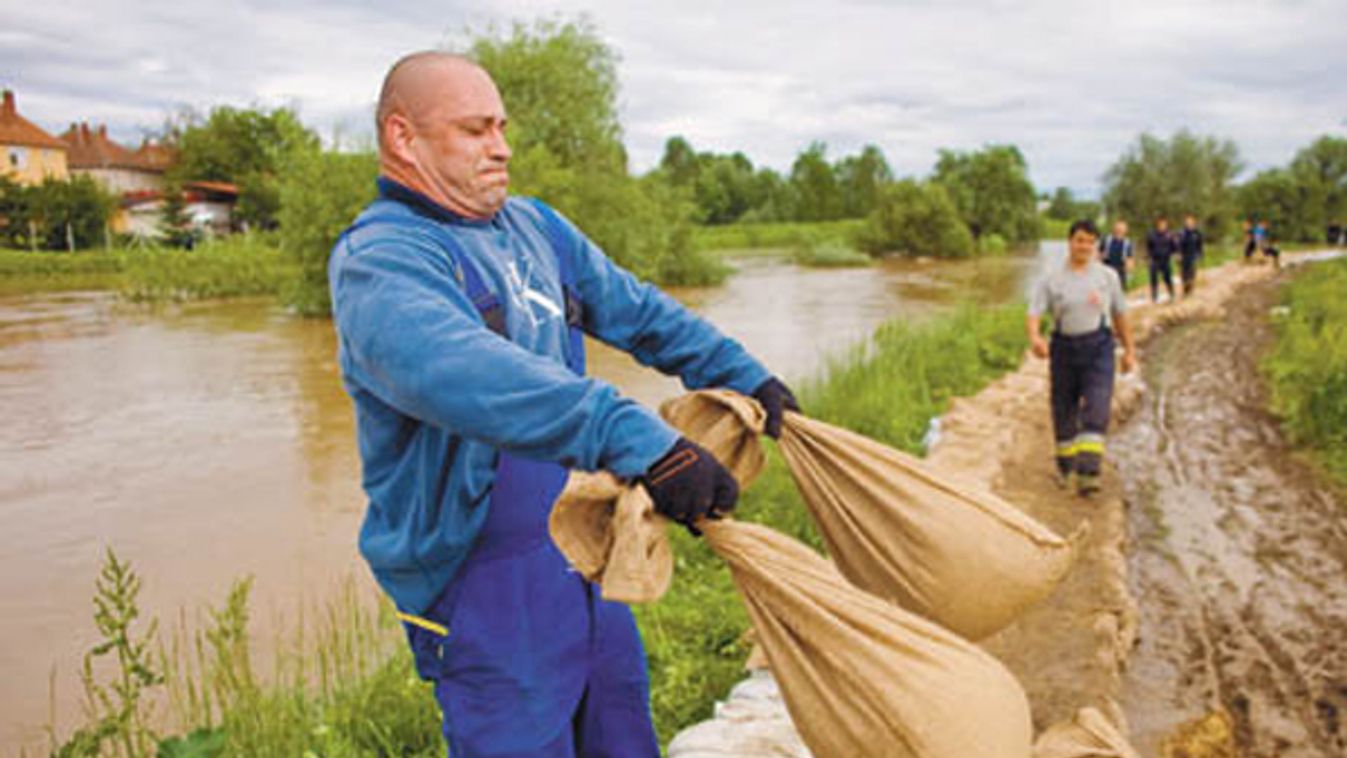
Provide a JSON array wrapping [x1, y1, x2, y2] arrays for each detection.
[[0, 247, 1048, 749]]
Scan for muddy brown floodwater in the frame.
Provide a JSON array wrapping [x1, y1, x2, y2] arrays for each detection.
[[1116, 274, 1347, 757]]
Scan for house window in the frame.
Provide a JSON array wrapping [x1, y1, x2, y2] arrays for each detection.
[[7, 147, 27, 170]]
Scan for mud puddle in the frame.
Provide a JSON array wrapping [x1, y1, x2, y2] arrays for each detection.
[[1116, 274, 1347, 756]]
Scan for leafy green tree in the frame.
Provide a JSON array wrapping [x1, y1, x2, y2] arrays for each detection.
[[790, 142, 842, 222], [1289, 135, 1347, 236], [932, 145, 1040, 242], [158, 181, 195, 248], [473, 18, 626, 178], [471, 19, 716, 284], [836, 144, 893, 218], [276, 147, 379, 314], [858, 179, 974, 258], [169, 106, 319, 229], [659, 136, 700, 188], [7, 175, 118, 251], [1102, 130, 1242, 241]]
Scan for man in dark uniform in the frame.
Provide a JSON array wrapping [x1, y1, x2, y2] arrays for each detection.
[[1097, 220, 1133, 290], [1178, 214, 1204, 297], [1145, 216, 1179, 303]]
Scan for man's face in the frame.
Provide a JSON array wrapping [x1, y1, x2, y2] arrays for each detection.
[[1069, 230, 1098, 263], [402, 64, 512, 219], [1184, 216, 1196, 229], [1156, 219, 1169, 231], [1112, 222, 1126, 237]]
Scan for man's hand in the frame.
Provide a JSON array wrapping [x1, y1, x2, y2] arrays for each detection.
[[639, 438, 738, 535], [752, 377, 800, 439], [1120, 349, 1137, 374], [1030, 335, 1050, 359]]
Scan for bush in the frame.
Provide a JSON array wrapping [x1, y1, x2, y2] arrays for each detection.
[[790, 239, 871, 268], [276, 148, 379, 316], [858, 179, 975, 258]]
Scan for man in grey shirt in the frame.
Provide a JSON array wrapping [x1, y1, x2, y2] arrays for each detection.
[[1027, 219, 1136, 496]]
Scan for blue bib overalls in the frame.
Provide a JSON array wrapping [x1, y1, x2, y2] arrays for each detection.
[[346, 203, 661, 757]]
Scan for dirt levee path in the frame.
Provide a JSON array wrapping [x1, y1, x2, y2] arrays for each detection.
[[1113, 271, 1347, 757]]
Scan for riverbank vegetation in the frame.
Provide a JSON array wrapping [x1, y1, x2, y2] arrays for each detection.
[[48, 300, 1027, 755], [1264, 256, 1347, 489]]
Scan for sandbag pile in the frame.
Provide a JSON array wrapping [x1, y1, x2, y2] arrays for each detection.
[[663, 389, 1084, 640]]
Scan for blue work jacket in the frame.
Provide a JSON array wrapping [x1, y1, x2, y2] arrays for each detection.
[[329, 179, 769, 613]]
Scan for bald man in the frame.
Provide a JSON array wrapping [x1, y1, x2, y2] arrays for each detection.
[[328, 52, 797, 756]]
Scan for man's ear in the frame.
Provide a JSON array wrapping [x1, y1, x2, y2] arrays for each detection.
[[383, 113, 417, 166]]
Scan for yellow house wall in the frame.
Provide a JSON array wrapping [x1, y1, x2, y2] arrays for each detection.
[[2, 144, 69, 185]]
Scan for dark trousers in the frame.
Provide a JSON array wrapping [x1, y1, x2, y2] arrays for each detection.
[[1050, 329, 1115, 477], [1149, 257, 1174, 302], [1180, 254, 1199, 296], [1106, 261, 1128, 291]]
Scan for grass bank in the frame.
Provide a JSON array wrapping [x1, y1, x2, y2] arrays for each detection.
[[0, 236, 294, 303], [1263, 256, 1347, 489], [49, 301, 1030, 754], [691, 220, 866, 254], [119, 236, 294, 304], [0, 248, 124, 295]]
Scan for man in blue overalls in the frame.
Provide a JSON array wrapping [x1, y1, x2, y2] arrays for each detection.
[[328, 52, 798, 756]]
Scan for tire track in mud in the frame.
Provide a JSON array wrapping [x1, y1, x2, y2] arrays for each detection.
[[1115, 271, 1347, 757]]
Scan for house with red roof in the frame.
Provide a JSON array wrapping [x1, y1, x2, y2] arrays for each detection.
[[0, 90, 68, 185]]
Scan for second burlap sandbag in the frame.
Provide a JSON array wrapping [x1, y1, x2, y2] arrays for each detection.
[[661, 390, 1084, 640], [549, 471, 674, 604], [701, 518, 1035, 757]]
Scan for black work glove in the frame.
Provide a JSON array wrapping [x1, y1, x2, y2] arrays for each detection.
[[751, 376, 800, 439], [639, 437, 739, 536]]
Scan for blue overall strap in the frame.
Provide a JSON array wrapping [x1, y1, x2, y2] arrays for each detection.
[[339, 213, 506, 337], [527, 198, 587, 376]]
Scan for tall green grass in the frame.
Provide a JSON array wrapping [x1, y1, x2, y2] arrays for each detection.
[[691, 220, 867, 253], [49, 552, 441, 757], [1263, 256, 1347, 488], [119, 236, 295, 303], [50, 301, 1030, 753], [0, 249, 125, 295]]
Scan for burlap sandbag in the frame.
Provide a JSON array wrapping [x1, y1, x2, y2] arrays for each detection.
[[660, 389, 1083, 640], [1033, 708, 1141, 758], [549, 471, 673, 604], [702, 518, 1035, 757]]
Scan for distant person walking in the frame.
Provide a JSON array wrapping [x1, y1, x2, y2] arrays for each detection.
[[1145, 216, 1179, 303], [1178, 214, 1204, 296], [1028, 219, 1137, 497], [1097, 220, 1134, 290], [1327, 221, 1342, 247], [1242, 219, 1258, 260], [1254, 220, 1269, 257]]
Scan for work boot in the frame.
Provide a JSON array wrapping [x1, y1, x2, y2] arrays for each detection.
[[1053, 457, 1074, 490], [1077, 473, 1101, 497]]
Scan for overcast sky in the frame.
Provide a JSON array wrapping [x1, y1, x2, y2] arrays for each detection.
[[2, 0, 1343, 196]]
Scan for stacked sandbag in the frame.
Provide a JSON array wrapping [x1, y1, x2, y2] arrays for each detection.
[[661, 390, 1083, 640], [701, 518, 1035, 757], [666, 671, 813, 758]]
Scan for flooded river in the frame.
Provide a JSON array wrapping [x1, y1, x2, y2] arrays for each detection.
[[1117, 273, 1347, 756], [0, 250, 1040, 750]]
